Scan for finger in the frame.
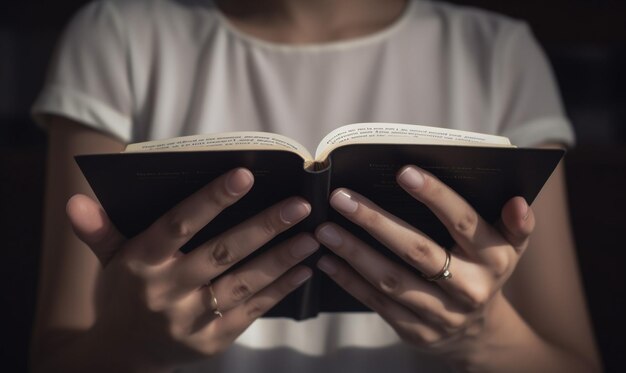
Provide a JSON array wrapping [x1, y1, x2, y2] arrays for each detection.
[[316, 223, 470, 327], [131, 168, 254, 264], [208, 234, 318, 311], [194, 266, 313, 353], [497, 197, 535, 252], [328, 188, 452, 279], [171, 197, 311, 291], [316, 255, 445, 347], [66, 194, 125, 266], [181, 234, 318, 313], [396, 165, 513, 264], [327, 189, 503, 307]]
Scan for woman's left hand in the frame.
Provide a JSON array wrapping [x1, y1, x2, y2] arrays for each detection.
[[314, 165, 535, 360]]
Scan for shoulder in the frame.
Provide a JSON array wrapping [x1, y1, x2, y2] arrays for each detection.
[[412, 0, 532, 53], [425, 1, 521, 30], [67, 0, 221, 38], [75, 0, 217, 17]]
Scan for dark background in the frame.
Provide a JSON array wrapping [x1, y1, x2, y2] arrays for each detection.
[[1, 0, 625, 371]]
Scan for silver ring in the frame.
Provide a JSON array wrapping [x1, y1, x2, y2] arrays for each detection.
[[422, 249, 452, 282], [206, 282, 223, 318]]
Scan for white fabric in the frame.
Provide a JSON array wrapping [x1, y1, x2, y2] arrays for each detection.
[[32, 0, 575, 371]]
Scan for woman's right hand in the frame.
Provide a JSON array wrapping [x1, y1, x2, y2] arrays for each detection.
[[66, 167, 317, 371]]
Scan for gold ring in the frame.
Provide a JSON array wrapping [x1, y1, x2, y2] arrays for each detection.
[[422, 249, 452, 282], [206, 282, 223, 318]]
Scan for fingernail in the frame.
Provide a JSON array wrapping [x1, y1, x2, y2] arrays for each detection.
[[397, 166, 424, 189], [317, 225, 343, 247], [290, 236, 319, 258], [330, 190, 358, 214], [280, 199, 311, 224], [317, 256, 338, 275], [225, 168, 253, 196], [291, 268, 312, 285]]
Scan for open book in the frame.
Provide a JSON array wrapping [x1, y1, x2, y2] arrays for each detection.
[[125, 123, 514, 169], [76, 123, 564, 320]]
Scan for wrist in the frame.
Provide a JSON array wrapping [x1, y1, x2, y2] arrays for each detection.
[[448, 294, 599, 373], [443, 292, 515, 371]]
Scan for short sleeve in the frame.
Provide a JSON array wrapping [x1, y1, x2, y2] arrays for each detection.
[[31, 0, 132, 142], [491, 23, 575, 147]]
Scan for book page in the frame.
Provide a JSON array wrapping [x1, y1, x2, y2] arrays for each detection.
[[315, 123, 512, 161], [124, 131, 313, 161]]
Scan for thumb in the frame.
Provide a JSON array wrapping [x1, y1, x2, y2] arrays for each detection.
[[498, 196, 535, 252], [66, 194, 125, 266]]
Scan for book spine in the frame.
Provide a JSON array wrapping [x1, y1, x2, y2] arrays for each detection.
[[293, 166, 331, 320]]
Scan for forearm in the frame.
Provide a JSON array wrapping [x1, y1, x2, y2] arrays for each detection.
[[448, 295, 601, 373]]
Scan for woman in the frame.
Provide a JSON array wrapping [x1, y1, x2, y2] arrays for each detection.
[[31, 0, 601, 371]]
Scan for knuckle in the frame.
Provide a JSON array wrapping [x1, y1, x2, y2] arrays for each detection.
[[163, 212, 194, 239], [402, 238, 432, 267], [399, 326, 439, 347], [423, 179, 445, 201], [275, 246, 297, 268], [261, 215, 279, 237], [489, 250, 513, 279], [463, 286, 491, 310], [453, 210, 478, 235], [465, 316, 486, 338], [119, 261, 156, 297], [229, 275, 253, 302], [208, 239, 239, 267], [119, 255, 145, 276], [245, 299, 268, 320], [361, 209, 385, 231], [333, 235, 357, 258], [378, 270, 404, 296], [420, 330, 442, 346], [440, 314, 466, 333]]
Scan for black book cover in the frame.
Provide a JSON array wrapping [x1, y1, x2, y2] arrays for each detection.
[[76, 144, 564, 320]]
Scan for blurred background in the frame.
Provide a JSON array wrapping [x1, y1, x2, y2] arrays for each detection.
[[1, 0, 624, 371]]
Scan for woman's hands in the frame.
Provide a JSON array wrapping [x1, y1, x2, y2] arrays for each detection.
[[315, 165, 535, 367], [66, 168, 317, 371]]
